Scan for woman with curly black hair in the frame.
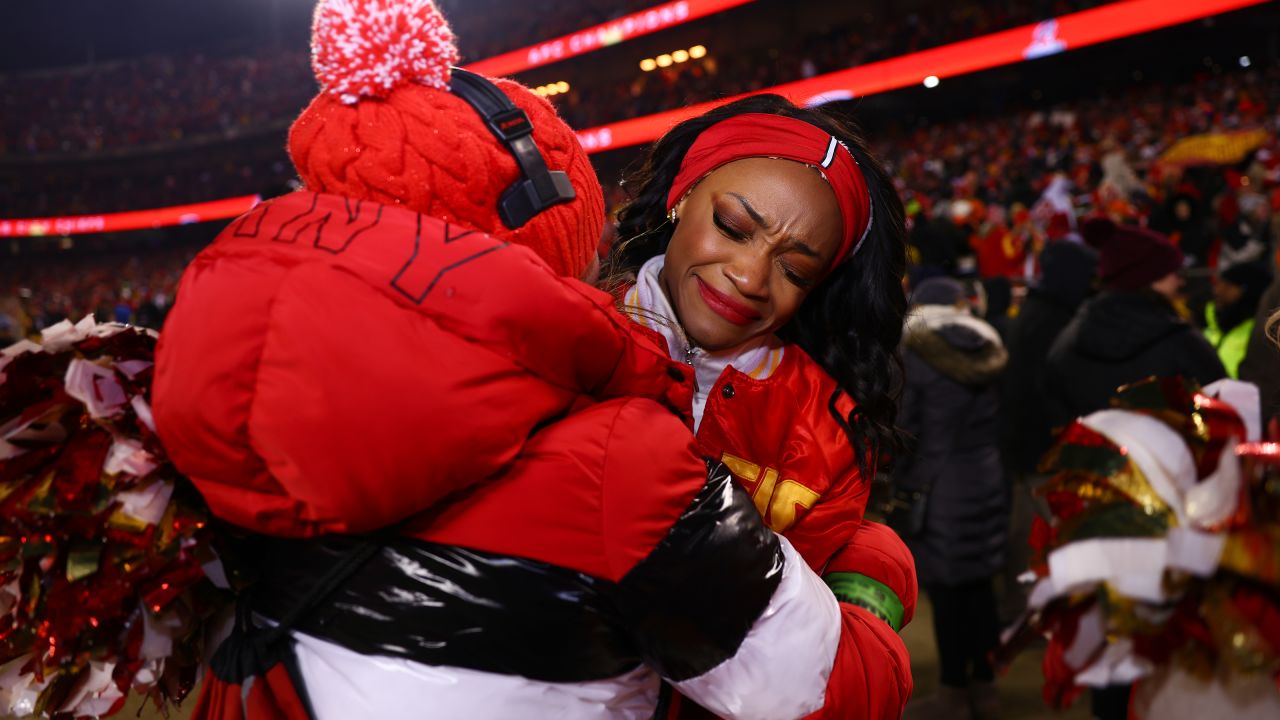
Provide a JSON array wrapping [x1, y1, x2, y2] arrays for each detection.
[[608, 94, 915, 718]]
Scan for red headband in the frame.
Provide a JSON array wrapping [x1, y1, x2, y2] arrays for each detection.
[[666, 113, 874, 263]]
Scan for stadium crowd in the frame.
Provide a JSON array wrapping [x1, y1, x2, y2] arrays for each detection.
[[0, 51, 313, 157], [557, 0, 1107, 129], [0, 241, 194, 345], [884, 65, 1280, 276], [3, 62, 1276, 338], [3, 142, 299, 218], [0, 0, 1134, 224], [0, 0, 1107, 161]]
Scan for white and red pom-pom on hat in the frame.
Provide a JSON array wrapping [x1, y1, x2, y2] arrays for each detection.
[[287, 0, 604, 278], [311, 0, 459, 104]]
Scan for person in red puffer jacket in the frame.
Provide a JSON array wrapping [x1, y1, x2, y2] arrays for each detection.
[[608, 94, 919, 719], [151, 2, 914, 719]]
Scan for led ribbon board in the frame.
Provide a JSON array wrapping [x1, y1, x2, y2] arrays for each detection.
[[2, 0, 1265, 234], [573, 0, 1270, 154], [462, 0, 754, 77], [0, 195, 261, 238]]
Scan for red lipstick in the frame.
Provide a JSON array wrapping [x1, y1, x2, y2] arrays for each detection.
[[695, 277, 761, 326]]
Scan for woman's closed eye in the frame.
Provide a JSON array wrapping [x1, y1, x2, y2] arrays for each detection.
[[779, 261, 814, 289], [713, 211, 749, 241]]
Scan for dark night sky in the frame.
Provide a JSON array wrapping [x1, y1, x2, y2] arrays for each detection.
[[0, 0, 513, 73], [0, 1, 317, 72]]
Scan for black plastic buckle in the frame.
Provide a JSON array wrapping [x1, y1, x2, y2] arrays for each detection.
[[487, 108, 534, 143]]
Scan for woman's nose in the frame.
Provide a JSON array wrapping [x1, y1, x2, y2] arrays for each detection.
[[724, 249, 770, 300]]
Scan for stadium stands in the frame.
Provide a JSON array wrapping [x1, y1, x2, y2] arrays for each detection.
[[2, 0, 1276, 333]]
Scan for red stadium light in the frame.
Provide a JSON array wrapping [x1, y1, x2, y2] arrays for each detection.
[[0, 195, 261, 238], [462, 0, 753, 77], [574, 0, 1270, 154]]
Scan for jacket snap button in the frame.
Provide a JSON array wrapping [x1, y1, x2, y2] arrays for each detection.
[[721, 384, 735, 399], [667, 366, 685, 382]]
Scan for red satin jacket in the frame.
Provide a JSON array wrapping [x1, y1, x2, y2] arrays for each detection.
[[628, 304, 918, 720], [690, 346, 866, 572], [153, 191, 690, 540]]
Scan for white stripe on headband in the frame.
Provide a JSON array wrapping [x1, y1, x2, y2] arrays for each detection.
[[851, 187, 874, 259], [820, 136, 838, 169], [800, 137, 873, 261], [831, 136, 874, 260]]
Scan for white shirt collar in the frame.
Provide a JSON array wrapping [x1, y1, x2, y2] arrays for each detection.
[[624, 255, 783, 430]]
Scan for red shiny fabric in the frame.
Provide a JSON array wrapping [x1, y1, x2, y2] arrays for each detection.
[[815, 524, 917, 718], [153, 191, 691, 540], [667, 113, 872, 262], [692, 345, 867, 570], [190, 664, 310, 720], [801, 603, 914, 719], [409, 397, 709, 582], [646, 333, 916, 719]]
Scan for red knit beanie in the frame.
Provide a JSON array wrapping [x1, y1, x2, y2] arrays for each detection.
[[1082, 216, 1184, 291], [286, 0, 603, 279]]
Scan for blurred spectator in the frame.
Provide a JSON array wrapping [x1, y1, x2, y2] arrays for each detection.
[[1239, 273, 1280, 423], [113, 293, 133, 324], [897, 277, 1009, 720], [1150, 186, 1211, 265], [1204, 261, 1271, 379], [1217, 184, 1270, 270], [1045, 218, 1226, 430], [1, 240, 197, 334], [979, 276, 1012, 340], [972, 205, 1026, 280], [0, 295, 24, 346], [909, 206, 973, 281], [1002, 240, 1099, 476], [998, 239, 1097, 620]]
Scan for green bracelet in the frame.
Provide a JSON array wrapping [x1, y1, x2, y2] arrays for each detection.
[[823, 572, 906, 632]]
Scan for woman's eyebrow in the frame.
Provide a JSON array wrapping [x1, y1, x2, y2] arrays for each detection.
[[727, 192, 769, 228], [786, 240, 821, 258], [725, 191, 820, 257]]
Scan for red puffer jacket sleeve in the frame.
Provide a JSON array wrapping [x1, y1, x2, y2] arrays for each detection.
[[418, 397, 847, 720], [153, 193, 687, 538], [156, 256, 575, 536], [805, 521, 918, 719]]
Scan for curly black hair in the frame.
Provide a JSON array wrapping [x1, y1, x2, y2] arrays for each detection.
[[608, 94, 909, 475]]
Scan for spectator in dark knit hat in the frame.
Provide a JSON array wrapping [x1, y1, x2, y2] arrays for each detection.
[[1044, 218, 1225, 431]]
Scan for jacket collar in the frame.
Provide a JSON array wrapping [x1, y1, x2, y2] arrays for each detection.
[[623, 255, 784, 430], [904, 304, 1008, 386]]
